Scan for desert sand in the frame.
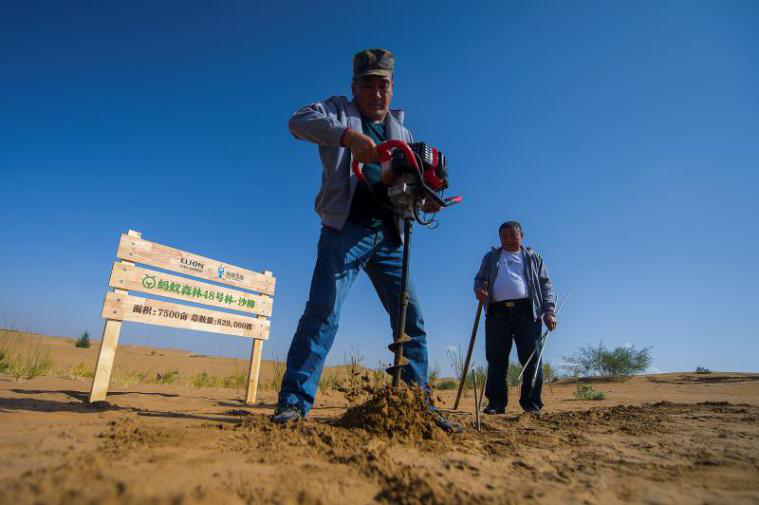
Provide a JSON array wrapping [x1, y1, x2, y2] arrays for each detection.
[[1, 331, 758, 505]]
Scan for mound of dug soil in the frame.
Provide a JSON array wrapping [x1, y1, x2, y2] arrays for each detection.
[[337, 384, 446, 442]]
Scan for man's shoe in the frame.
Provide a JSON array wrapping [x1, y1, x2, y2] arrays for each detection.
[[427, 406, 463, 433], [483, 405, 505, 415], [270, 404, 302, 424], [523, 408, 542, 418]]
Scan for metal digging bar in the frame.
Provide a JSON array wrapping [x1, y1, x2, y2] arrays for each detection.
[[472, 368, 481, 432], [453, 282, 488, 410], [517, 291, 571, 385]]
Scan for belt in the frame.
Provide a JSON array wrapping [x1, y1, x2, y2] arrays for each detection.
[[491, 298, 529, 308]]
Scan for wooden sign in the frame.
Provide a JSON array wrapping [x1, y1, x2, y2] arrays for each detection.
[[101, 292, 270, 339], [90, 230, 275, 406], [108, 262, 273, 317], [116, 234, 276, 295]]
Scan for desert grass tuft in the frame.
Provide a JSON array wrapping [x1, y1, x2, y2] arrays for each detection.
[[1, 333, 54, 381], [270, 356, 285, 392], [222, 370, 247, 390], [318, 370, 338, 393], [111, 367, 150, 387], [574, 382, 606, 400], [190, 372, 220, 388], [155, 369, 180, 384], [68, 362, 94, 379]]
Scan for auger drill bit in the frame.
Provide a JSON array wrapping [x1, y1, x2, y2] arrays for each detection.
[[388, 219, 413, 386]]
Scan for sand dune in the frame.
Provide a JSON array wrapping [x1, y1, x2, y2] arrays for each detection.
[[1, 331, 758, 504]]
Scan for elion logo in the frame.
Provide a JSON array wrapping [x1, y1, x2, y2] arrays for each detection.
[[180, 257, 205, 273]]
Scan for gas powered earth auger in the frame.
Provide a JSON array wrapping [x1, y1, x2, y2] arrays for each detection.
[[352, 140, 461, 387]]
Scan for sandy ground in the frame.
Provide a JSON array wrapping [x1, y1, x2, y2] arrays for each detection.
[[1, 332, 758, 504]]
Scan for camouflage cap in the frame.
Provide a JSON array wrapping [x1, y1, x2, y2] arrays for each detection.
[[353, 48, 394, 80]]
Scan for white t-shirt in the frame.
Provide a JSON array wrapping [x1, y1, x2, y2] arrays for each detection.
[[492, 249, 528, 302]]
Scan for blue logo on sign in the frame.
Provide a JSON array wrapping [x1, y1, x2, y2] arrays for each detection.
[[217, 265, 225, 279]]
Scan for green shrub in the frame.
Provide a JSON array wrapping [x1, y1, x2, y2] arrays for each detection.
[[191, 372, 219, 388], [563, 341, 652, 378], [222, 371, 246, 389], [574, 382, 605, 400], [435, 380, 457, 390], [463, 366, 486, 389], [695, 366, 711, 374], [75, 331, 91, 348]]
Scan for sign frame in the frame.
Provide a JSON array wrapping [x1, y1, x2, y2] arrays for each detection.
[[89, 230, 275, 405]]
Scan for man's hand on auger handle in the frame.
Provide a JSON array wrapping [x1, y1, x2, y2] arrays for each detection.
[[343, 128, 378, 164]]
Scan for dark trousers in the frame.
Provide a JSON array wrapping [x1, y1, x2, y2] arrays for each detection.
[[484, 299, 543, 412]]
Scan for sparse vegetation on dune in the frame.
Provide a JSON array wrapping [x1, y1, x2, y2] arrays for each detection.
[[155, 369, 180, 384], [574, 382, 606, 400], [372, 362, 390, 388], [68, 362, 94, 379], [319, 370, 338, 393], [74, 331, 91, 348], [0, 331, 54, 381], [434, 379, 457, 390], [564, 341, 653, 378], [269, 355, 285, 392]]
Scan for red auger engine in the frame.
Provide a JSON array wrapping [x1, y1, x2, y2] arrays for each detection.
[[352, 140, 462, 224]]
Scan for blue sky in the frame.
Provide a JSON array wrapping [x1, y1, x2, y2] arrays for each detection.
[[1, 0, 757, 375]]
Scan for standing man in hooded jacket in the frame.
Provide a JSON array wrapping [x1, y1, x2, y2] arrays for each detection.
[[474, 221, 556, 414]]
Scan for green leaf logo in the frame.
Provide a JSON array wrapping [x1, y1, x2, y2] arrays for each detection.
[[142, 275, 157, 289]]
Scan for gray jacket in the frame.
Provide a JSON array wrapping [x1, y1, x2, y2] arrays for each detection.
[[288, 95, 413, 231], [473, 246, 556, 320]]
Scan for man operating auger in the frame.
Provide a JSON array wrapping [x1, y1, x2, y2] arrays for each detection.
[[272, 48, 460, 432]]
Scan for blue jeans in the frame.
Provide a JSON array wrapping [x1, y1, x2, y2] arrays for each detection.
[[484, 299, 544, 412], [278, 221, 428, 415]]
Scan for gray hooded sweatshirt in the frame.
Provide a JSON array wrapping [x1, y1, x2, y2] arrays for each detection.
[[474, 246, 556, 321], [288, 95, 413, 232]]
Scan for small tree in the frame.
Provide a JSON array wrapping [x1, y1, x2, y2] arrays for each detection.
[[447, 344, 466, 387], [75, 331, 91, 349], [563, 341, 652, 378]]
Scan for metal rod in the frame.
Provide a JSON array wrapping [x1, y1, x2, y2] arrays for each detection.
[[391, 219, 413, 387], [472, 369, 481, 432], [529, 292, 571, 389], [453, 281, 487, 410], [517, 292, 571, 384], [478, 370, 487, 412]]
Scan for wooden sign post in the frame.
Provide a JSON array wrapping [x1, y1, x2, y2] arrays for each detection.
[[89, 230, 276, 405]]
